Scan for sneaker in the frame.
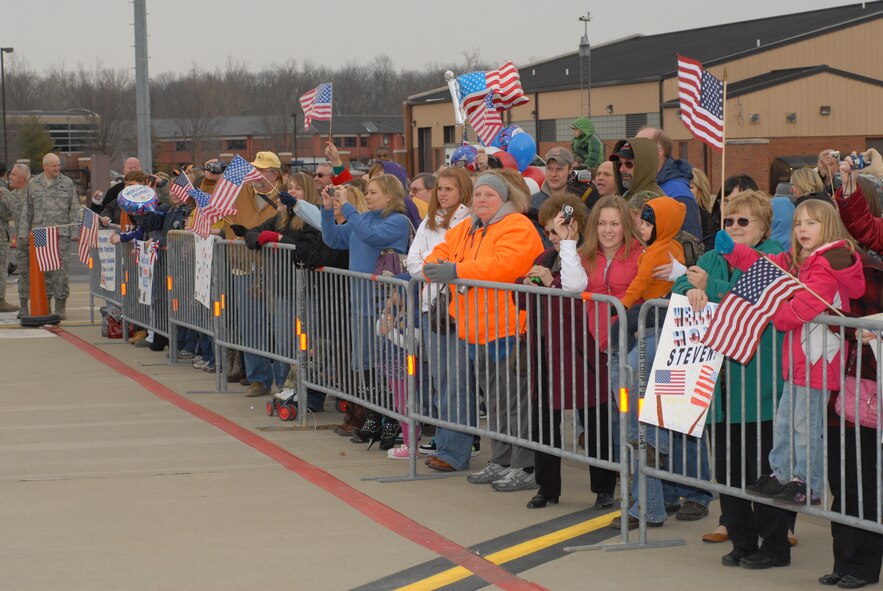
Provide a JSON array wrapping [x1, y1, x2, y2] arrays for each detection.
[[177, 350, 195, 360], [193, 359, 208, 369], [190, 355, 203, 366], [676, 500, 710, 521], [467, 462, 508, 484], [418, 439, 437, 456], [772, 478, 820, 505], [387, 444, 411, 460], [202, 363, 216, 374], [747, 473, 786, 496], [479, 401, 487, 419], [471, 441, 481, 457], [491, 468, 538, 492], [275, 388, 296, 402]]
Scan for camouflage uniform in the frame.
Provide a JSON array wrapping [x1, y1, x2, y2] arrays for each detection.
[[0, 180, 18, 302], [17, 173, 80, 303]]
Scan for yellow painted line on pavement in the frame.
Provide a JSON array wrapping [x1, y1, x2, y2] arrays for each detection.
[[395, 512, 617, 591]]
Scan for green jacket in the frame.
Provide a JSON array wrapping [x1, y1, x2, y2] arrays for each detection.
[[672, 238, 786, 423], [571, 117, 604, 169]]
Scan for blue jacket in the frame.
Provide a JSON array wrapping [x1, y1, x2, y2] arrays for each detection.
[[658, 158, 702, 239], [770, 196, 795, 250]]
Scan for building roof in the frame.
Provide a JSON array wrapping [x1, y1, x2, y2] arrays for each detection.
[[408, 1, 883, 104], [660, 65, 883, 107], [151, 115, 403, 139]]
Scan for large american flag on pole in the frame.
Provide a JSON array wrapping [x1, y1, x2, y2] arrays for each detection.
[[170, 171, 194, 202], [33, 227, 61, 272], [677, 54, 725, 151], [299, 83, 332, 131], [457, 60, 529, 146], [702, 257, 801, 364], [78, 207, 99, 265]]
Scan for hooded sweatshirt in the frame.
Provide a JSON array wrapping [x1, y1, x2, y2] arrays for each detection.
[[623, 137, 664, 202], [657, 157, 703, 238], [571, 117, 604, 169], [620, 196, 686, 309]]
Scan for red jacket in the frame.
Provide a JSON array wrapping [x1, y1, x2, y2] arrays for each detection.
[[834, 185, 883, 253], [725, 240, 866, 390], [583, 239, 642, 352]]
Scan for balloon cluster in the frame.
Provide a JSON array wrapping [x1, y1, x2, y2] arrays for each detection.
[[448, 124, 543, 190]]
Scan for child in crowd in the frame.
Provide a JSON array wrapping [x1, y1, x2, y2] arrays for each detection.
[[620, 196, 687, 309], [716, 200, 866, 504]]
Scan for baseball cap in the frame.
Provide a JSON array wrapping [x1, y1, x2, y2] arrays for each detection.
[[251, 151, 281, 170], [544, 146, 574, 166], [610, 142, 634, 162]]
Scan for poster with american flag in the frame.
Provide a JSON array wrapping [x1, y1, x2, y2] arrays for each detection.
[[640, 294, 724, 437], [33, 227, 62, 272]]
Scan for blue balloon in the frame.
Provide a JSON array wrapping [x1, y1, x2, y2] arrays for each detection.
[[497, 125, 521, 150], [508, 133, 536, 172]]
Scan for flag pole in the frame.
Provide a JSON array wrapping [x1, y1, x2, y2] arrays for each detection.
[[719, 68, 728, 229]]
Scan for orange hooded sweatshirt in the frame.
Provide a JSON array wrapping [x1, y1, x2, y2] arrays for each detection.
[[620, 196, 686, 309]]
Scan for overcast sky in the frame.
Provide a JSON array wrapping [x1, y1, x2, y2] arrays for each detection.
[[0, 0, 865, 76]]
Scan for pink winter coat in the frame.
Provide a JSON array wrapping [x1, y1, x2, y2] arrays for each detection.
[[724, 240, 866, 390], [583, 239, 642, 352]]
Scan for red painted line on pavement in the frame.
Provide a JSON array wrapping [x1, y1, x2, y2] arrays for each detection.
[[52, 327, 544, 591]]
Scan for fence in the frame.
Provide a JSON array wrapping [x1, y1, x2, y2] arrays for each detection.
[[633, 299, 883, 544], [87, 225, 124, 328], [119, 240, 169, 339], [87, 237, 883, 547]]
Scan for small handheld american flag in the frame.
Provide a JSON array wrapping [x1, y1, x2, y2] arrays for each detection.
[[78, 208, 99, 265], [33, 227, 62, 272], [299, 83, 332, 131]]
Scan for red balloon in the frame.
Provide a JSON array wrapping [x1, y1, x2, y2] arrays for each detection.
[[495, 151, 518, 170], [522, 166, 545, 186]]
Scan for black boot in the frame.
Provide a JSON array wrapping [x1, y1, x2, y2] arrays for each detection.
[[378, 418, 400, 451], [351, 411, 382, 444]]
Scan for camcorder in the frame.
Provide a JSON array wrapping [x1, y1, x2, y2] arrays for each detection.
[[204, 160, 228, 175], [566, 169, 592, 195]]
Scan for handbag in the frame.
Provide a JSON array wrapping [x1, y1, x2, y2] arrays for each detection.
[[428, 284, 455, 334], [834, 376, 880, 428]]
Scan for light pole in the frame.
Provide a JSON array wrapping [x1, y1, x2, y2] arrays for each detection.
[[578, 14, 591, 117], [1, 47, 13, 164]]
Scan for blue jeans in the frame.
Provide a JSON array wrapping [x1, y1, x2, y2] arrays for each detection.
[[177, 326, 198, 354], [768, 381, 828, 495], [663, 431, 713, 508], [422, 318, 474, 470], [197, 333, 215, 366]]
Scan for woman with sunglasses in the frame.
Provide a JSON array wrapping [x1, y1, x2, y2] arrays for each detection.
[[672, 190, 790, 566]]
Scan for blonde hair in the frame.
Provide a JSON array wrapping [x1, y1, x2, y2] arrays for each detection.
[[791, 199, 855, 266], [691, 169, 714, 212], [342, 185, 368, 213], [725, 191, 773, 241], [790, 168, 825, 196], [367, 174, 406, 217], [427, 167, 472, 231], [277, 172, 319, 232], [489, 168, 530, 213], [579, 195, 640, 273]]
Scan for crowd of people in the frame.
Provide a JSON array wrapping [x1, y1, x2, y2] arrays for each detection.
[[6, 123, 883, 588]]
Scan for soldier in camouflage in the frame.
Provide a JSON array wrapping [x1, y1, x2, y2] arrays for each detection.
[[0, 162, 19, 312], [17, 153, 81, 319]]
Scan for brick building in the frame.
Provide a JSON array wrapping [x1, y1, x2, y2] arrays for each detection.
[[405, 2, 883, 193]]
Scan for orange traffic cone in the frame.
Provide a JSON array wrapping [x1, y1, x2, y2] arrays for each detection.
[[20, 234, 60, 327]]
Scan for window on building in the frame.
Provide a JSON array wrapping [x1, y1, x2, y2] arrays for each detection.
[[511, 120, 536, 138], [443, 125, 456, 144], [537, 119, 557, 142], [625, 114, 649, 137], [226, 139, 247, 150], [360, 136, 369, 147]]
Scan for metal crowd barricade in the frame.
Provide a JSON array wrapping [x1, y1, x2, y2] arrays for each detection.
[[298, 266, 417, 449], [87, 224, 124, 327], [165, 230, 223, 390], [633, 299, 883, 546], [120, 240, 169, 339]]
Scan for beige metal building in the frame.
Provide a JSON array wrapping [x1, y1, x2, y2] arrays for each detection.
[[405, 2, 883, 192]]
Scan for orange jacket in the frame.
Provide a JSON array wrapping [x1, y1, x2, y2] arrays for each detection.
[[426, 205, 543, 345], [620, 196, 686, 309]]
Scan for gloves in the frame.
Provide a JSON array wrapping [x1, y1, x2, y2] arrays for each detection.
[[230, 224, 249, 237], [258, 231, 282, 246], [714, 229, 734, 255], [278, 191, 297, 209], [423, 262, 457, 283]]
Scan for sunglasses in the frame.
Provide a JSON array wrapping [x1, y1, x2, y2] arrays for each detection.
[[314, 172, 329, 178], [619, 160, 634, 169], [724, 217, 754, 228], [543, 229, 557, 238]]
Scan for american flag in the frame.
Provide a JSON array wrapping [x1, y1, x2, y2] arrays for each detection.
[[691, 364, 719, 409], [299, 83, 332, 131], [147, 240, 159, 266], [702, 257, 801, 364], [654, 369, 687, 395], [78, 208, 99, 265], [33, 227, 61, 272], [206, 155, 261, 220], [186, 187, 212, 239], [677, 54, 725, 151], [457, 61, 529, 146], [170, 171, 194, 202]]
